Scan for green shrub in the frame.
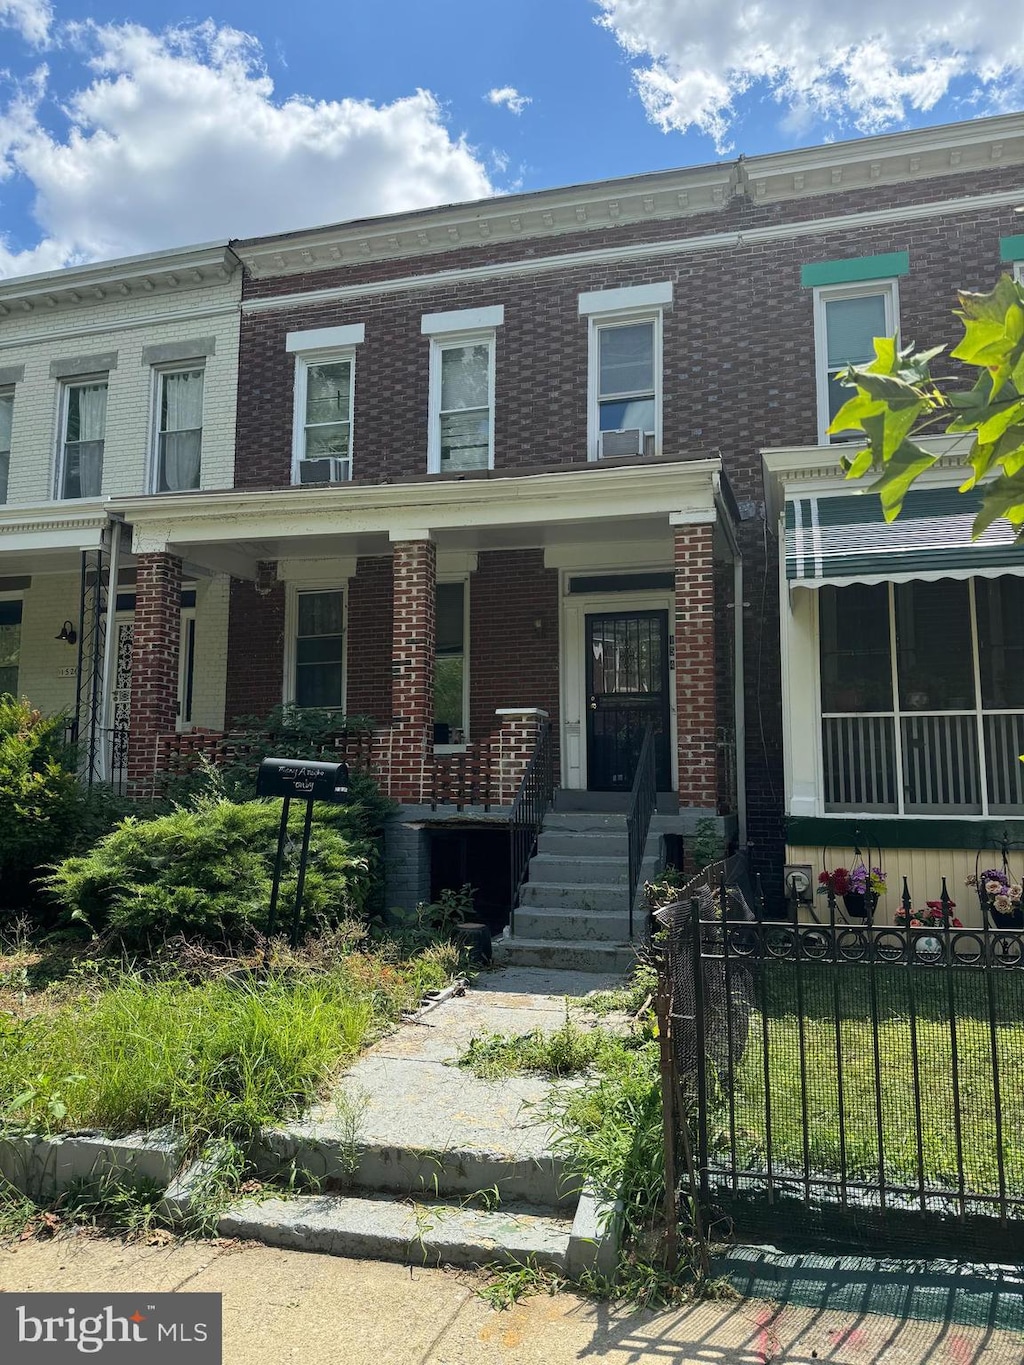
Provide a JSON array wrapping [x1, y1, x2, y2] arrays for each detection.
[[44, 794, 374, 948], [0, 697, 82, 912]]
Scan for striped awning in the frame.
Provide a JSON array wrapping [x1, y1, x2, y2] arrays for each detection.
[[785, 486, 1024, 587]]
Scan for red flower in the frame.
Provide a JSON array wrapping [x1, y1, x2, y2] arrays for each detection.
[[951, 917, 963, 928]]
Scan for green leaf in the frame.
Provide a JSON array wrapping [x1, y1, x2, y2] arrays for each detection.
[[972, 467, 1024, 536], [869, 440, 938, 521]]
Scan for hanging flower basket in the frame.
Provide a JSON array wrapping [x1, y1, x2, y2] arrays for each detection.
[[967, 867, 1024, 930], [818, 861, 886, 921]]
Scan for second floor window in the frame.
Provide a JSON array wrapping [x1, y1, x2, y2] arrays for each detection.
[[156, 368, 204, 492], [59, 380, 107, 499], [0, 390, 12, 504], [815, 283, 897, 442], [429, 337, 494, 473], [595, 319, 657, 458], [297, 357, 353, 481]]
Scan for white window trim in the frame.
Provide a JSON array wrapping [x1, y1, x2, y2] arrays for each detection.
[[55, 373, 108, 502], [282, 580, 348, 712], [586, 310, 664, 462], [176, 605, 196, 731], [0, 386, 13, 505], [290, 348, 358, 484], [0, 589, 22, 699], [422, 306, 504, 336], [149, 363, 205, 495], [286, 324, 365, 352], [426, 331, 496, 474], [434, 574, 471, 751], [578, 282, 673, 316], [813, 279, 900, 445], [1012, 261, 1024, 286]]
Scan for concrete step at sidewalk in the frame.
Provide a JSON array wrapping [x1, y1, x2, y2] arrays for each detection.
[[527, 854, 630, 886], [255, 1130, 575, 1210], [514, 907, 632, 941], [537, 830, 630, 857], [494, 934, 637, 973], [218, 1192, 573, 1271]]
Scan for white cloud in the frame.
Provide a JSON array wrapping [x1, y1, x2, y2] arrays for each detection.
[[0, 0, 52, 46], [0, 20, 494, 276], [595, 0, 1024, 151], [486, 85, 531, 116]]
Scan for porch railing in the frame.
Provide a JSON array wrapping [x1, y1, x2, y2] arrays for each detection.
[[508, 718, 554, 934], [429, 743, 494, 811], [626, 722, 656, 941], [154, 726, 376, 786]]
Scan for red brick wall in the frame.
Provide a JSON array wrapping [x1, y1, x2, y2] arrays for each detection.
[[224, 578, 285, 725], [469, 550, 560, 757], [674, 525, 718, 810], [345, 555, 393, 723], [128, 552, 183, 787], [390, 539, 436, 801]]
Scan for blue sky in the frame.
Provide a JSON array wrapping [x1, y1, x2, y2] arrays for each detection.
[[0, 0, 1021, 277]]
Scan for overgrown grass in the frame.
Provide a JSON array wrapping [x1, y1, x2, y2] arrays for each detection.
[[0, 935, 458, 1152], [457, 1017, 624, 1079], [727, 961, 1024, 1198]]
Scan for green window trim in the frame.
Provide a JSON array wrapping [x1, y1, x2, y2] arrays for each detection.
[[787, 815, 1024, 852], [999, 234, 1024, 263], [801, 252, 910, 289]]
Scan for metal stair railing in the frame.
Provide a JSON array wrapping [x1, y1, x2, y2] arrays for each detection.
[[626, 723, 657, 941], [508, 718, 555, 936]]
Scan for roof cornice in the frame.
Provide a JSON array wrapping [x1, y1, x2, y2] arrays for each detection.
[[237, 113, 1024, 282], [0, 244, 240, 320]]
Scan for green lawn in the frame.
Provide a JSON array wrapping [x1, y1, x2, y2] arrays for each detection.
[[720, 962, 1024, 1200]]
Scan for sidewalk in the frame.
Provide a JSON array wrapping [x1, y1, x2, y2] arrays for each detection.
[[2, 1231, 1021, 1364]]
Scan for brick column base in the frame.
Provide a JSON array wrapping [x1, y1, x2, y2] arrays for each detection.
[[673, 523, 719, 810], [495, 708, 549, 804], [128, 551, 183, 796], [390, 537, 436, 803]]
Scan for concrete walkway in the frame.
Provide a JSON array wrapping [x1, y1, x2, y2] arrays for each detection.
[[3, 1232, 1021, 1364]]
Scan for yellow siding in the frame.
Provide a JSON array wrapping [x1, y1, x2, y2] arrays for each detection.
[[786, 843, 991, 928]]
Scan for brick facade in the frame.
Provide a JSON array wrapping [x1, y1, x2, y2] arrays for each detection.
[[345, 555, 394, 723], [128, 552, 183, 791], [224, 577, 285, 725], [389, 538, 436, 802], [673, 524, 719, 810]]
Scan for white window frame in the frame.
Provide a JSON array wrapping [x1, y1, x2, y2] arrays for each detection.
[[287, 324, 364, 485], [426, 332, 496, 475], [283, 581, 348, 712], [0, 386, 13, 505], [434, 575, 471, 751], [587, 312, 663, 462], [177, 605, 197, 730], [1013, 261, 1024, 286], [813, 280, 900, 445], [55, 374, 108, 501], [150, 364, 205, 494], [0, 589, 22, 698]]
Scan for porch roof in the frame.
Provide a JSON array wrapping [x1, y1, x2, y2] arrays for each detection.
[[110, 456, 736, 573]]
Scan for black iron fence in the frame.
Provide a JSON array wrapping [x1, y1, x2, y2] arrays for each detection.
[[654, 876, 1024, 1260], [625, 723, 656, 940]]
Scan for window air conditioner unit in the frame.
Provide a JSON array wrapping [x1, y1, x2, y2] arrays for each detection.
[[298, 457, 348, 484], [599, 428, 644, 458]]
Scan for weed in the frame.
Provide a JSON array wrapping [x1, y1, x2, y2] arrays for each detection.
[[58, 1175, 169, 1237], [456, 1017, 626, 1080], [477, 1259, 566, 1311], [0, 1176, 37, 1240]]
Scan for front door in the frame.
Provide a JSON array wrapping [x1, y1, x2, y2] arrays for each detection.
[[585, 610, 671, 790]]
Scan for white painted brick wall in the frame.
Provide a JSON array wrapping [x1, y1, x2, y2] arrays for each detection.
[[0, 277, 241, 503], [190, 573, 229, 730]]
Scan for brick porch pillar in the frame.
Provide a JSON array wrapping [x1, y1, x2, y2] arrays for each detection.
[[672, 518, 719, 810], [128, 550, 183, 795], [390, 533, 436, 803], [495, 708, 549, 804]]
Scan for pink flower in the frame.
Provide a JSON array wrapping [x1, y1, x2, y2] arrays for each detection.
[[986, 880, 1002, 895], [995, 895, 1011, 913]]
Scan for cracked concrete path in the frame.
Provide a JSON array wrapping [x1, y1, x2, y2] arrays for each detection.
[[3, 1231, 1021, 1364]]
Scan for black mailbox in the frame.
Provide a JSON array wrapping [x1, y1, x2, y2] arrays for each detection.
[[256, 758, 350, 803]]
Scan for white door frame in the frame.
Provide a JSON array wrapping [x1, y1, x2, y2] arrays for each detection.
[[560, 585, 677, 792]]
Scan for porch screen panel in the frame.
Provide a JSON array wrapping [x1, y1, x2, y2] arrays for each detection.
[[822, 715, 897, 811], [984, 713, 1024, 812], [295, 590, 344, 708]]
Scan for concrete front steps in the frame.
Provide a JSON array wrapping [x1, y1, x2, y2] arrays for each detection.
[[495, 806, 666, 972]]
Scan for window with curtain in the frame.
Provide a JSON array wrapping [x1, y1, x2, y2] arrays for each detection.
[[433, 339, 492, 471], [0, 390, 12, 504], [157, 369, 203, 492], [294, 590, 344, 708], [60, 381, 107, 499], [0, 600, 21, 696], [596, 319, 656, 456], [818, 576, 1024, 816], [816, 284, 896, 441], [434, 581, 466, 742]]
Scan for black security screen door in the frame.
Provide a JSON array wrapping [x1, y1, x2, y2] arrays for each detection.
[[586, 610, 671, 791]]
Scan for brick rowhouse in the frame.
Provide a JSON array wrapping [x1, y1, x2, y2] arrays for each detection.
[[128, 551, 183, 792], [673, 522, 719, 810], [390, 537, 436, 802]]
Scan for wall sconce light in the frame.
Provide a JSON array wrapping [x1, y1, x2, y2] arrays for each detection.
[[255, 560, 278, 598], [55, 620, 78, 646]]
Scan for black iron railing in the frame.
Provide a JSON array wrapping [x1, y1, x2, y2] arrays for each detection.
[[508, 718, 554, 934], [655, 886, 1024, 1260], [625, 722, 656, 941]]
